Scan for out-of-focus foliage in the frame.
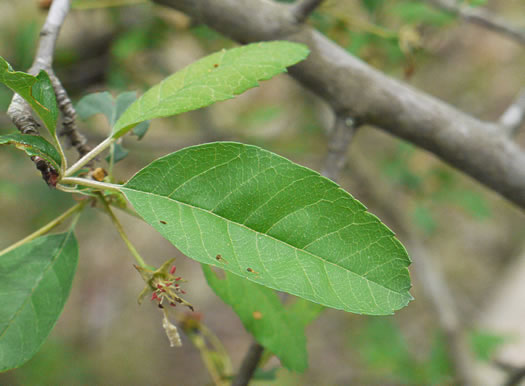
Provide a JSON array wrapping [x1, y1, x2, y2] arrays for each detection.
[[469, 330, 508, 362], [351, 318, 453, 384]]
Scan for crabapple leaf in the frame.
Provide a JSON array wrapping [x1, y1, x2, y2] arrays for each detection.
[[112, 41, 310, 138], [76, 91, 114, 124], [0, 133, 61, 171], [0, 232, 78, 372], [0, 57, 58, 135], [203, 265, 308, 372], [76, 90, 150, 140], [121, 142, 412, 315]]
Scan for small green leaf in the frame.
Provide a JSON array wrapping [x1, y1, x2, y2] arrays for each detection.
[[114, 91, 150, 139], [105, 142, 129, 164], [76, 91, 150, 139], [0, 232, 78, 372], [113, 91, 137, 125], [0, 133, 62, 171], [361, 0, 385, 13], [203, 265, 308, 372], [131, 121, 150, 140], [75, 91, 114, 123], [0, 57, 58, 135], [121, 142, 412, 315], [469, 330, 508, 362], [112, 41, 310, 138]]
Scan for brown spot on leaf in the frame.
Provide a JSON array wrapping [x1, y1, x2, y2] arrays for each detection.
[[252, 311, 263, 320], [160, 220, 167, 224], [216, 254, 228, 263]]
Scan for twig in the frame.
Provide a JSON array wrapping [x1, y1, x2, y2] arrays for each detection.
[[500, 89, 525, 136], [321, 115, 357, 181], [232, 342, 264, 386], [152, 0, 525, 210], [0, 200, 86, 256], [49, 71, 92, 158], [98, 193, 148, 268], [503, 367, 525, 386], [409, 241, 475, 385], [291, 0, 324, 23], [424, 0, 525, 46], [6, 0, 73, 185]]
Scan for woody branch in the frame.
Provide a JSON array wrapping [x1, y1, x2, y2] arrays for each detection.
[[7, 0, 91, 185], [152, 0, 525, 210]]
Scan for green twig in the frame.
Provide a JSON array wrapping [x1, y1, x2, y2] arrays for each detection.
[[108, 142, 116, 181], [65, 136, 114, 177], [52, 133, 68, 177], [60, 176, 122, 193], [0, 200, 87, 256], [98, 193, 147, 268]]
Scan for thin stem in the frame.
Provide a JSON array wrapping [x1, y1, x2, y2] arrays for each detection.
[[111, 203, 143, 220], [53, 133, 68, 176], [232, 342, 265, 386], [108, 142, 116, 180], [60, 177, 122, 193], [98, 193, 147, 268], [0, 200, 86, 256], [65, 136, 114, 177], [291, 0, 324, 23]]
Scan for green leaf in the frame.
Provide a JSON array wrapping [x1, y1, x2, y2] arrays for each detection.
[[122, 142, 412, 315], [31, 71, 59, 136], [0, 57, 58, 135], [361, 0, 385, 13], [0, 133, 62, 171], [203, 265, 308, 371], [0, 232, 78, 372], [469, 330, 508, 362], [75, 91, 114, 123], [131, 121, 150, 140], [112, 41, 310, 138], [287, 298, 324, 327], [114, 91, 150, 139], [105, 142, 129, 164], [393, 2, 454, 26], [113, 91, 138, 126], [76, 91, 150, 139]]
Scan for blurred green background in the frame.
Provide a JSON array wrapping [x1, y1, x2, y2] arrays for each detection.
[[1, 0, 525, 384]]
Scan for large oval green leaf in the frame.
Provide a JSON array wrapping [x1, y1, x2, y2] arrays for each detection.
[[0, 232, 78, 372], [121, 142, 412, 315], [112, 41, 309, 138]]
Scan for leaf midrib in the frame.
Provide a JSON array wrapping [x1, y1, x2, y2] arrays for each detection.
[[122, 188, 408, 297]]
